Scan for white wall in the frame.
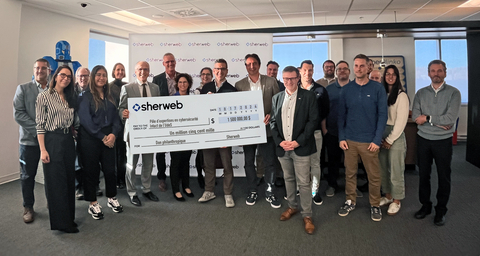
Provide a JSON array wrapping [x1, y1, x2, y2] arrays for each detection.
[[0, 0, 22, 184], [0, 4, 130, 184]]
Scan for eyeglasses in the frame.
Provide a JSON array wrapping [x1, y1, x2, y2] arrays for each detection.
[[95, 73, 107, 78], [58, 73, 72, 80], [337, 68, 349, 72], [283, 77, 298, 82], [385, 73, 397, 77], [34, 66, 49, 71]]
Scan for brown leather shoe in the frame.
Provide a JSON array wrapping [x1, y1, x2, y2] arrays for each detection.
[[280, 207, 298, 221], [23, 207, 34, 223], [304, 217, 315, 234], [158, 179, 167, 192]]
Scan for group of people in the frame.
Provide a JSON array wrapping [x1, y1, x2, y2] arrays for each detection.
[[13, 51, 460, 235]]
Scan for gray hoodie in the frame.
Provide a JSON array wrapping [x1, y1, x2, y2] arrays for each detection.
[[412, 83, 461, 140]]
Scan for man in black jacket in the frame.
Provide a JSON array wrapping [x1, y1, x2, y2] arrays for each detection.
[[299, 60, 330, 205], [198, 59, 237, 208], [270, 66, 318, 234]]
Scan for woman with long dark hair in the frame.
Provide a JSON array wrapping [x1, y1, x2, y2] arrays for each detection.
[[378, 65, 409, 215], [170, 73, 194, 201], [77, 65, 123, 219], [36, 65, 79, 233]]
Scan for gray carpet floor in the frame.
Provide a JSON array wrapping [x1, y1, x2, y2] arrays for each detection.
[[0, 142, 479, 256]]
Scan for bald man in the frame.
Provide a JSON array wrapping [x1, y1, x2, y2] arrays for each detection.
[[119, 61, 161, 206], [369, 69, 382, 83], [75, 67, 90, 95]]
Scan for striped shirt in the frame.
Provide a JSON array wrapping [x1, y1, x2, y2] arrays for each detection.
[[36, 89, 78, 134]]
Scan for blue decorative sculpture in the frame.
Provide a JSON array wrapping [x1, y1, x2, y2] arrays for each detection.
[[43, 40, 81, 78]]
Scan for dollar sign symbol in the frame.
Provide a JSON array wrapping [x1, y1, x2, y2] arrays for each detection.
[[211, 118, 215, 124]]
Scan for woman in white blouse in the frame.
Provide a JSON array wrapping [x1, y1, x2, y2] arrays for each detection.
[[378, 65, 409, 215]]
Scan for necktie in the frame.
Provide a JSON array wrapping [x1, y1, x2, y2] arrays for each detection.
[[142, 84, 147, 97]]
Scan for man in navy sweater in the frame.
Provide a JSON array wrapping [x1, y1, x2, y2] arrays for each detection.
[[337, 54, 388, 221]]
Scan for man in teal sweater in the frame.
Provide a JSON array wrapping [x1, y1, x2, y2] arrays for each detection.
[[412, 59, 461, 226]]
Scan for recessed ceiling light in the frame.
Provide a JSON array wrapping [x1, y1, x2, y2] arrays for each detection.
[[152, 14, 164, 18], [459, 0, 480, 7], [102, 11, 160, 26]]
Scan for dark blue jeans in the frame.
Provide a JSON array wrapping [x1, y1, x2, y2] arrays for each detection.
[[417, 135, 452, 214], [243, 137, 276, 196], [19, 144, 40, 208]]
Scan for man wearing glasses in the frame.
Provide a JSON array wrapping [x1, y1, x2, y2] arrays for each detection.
[[324, 61, 350, 197], [316, 60, 336, 88], [13, 58, 50, 223], [75, 67, 90, 95], [198, 59, 237, 208], [152, 53, 179, 192], [270, 66, 319, 234]]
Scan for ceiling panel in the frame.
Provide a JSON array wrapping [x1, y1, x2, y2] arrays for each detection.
[[374, 9, 416, 23], [350, 0, 392, 11], [423, 0, 468, 9], [95, 0, 148, 10], [343, 10, 383, 24], [432, 7, 480, 21], [312, 0, 355, 12], [387, 0, 431, 9], [250, 14, 287, 27], [274, 0, 315, 13]]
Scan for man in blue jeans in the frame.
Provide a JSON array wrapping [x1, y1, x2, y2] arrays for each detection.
[[412, 59, 461, 226], [13, 58, 51, 223]]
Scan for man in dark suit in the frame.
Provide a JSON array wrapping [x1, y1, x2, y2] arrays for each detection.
[[13, 58, 50, 223], [119, 61, 160, 207], [235, 54, 281, 208], [267, 60, 285, 91], [299, 60, 330, 205], [152, 53, 178, 192], [198, 59, 237, 208], [270, 66, 319, 235]]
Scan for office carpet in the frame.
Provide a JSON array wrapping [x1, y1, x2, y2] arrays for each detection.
[[0, 142, 479, 256]]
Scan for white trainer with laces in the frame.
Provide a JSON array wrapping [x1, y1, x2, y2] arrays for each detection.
[[225, 195, 235, 208], [387, 202, 401, 215]]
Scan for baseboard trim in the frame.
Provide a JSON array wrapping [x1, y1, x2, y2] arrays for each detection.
[[0, 173, 19, 185]]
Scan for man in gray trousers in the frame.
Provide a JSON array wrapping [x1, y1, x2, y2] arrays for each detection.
[[13, 58, 51, 223]]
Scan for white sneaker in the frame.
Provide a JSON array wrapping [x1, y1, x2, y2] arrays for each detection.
[[198, 191, 216, 203], [379, 197, 393, 206], [225, 195, 235, 208], [387, 202, 401, 215]]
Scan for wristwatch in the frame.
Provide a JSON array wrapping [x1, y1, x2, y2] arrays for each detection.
[[426, 115, 430, 122]]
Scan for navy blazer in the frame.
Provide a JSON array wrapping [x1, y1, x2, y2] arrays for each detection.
[[152, 72, 172, 96], [270, 88, 318, 157]]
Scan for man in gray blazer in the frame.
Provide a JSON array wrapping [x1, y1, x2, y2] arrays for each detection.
[[13, 58, 51, 223], [119, 61, 160, 207], [270, 66, 318, 235], [235, 53, 281, 208]]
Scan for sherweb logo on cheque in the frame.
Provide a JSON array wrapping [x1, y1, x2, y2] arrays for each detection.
[[132, 101, 184, 112]]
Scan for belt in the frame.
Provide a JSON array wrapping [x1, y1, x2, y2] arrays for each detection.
[[51, 127, 71, 134]]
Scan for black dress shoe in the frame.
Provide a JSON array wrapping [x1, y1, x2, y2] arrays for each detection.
[[434, 213, 446, 226], [256, 177, 265, 186], [116, 181, 125, 189], [183, 189, 194, 198], [143, 191, 159, 201], [174, 193, 186, 202], [59, 227, 79, 233], [130, 196, 142, 206], [414, 205, 432, 219]]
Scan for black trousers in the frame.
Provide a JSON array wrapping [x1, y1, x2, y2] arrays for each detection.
[[19, 144, 41, 208], [325, 133, 343, 189], [115, 133, 127, 184], [156, 152, 167, 180], [243, 137, 277, 195], [195, 150, 204, 177], [78, 128, 117, 202], [169, 150, 192, 193], [417, 135, 453, 214], [43, 131, 76, 230]]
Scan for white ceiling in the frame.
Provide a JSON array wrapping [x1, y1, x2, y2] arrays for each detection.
[[19, 0, 480, 34]]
